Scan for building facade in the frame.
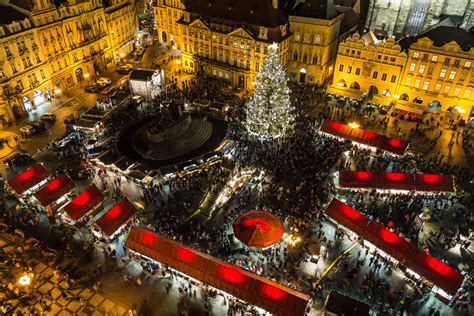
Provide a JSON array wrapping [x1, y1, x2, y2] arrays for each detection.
[[0, 0, 137, 125], [287, 0, 359, 85], [154, 0, 360, 88], [330, 33, 407, 104], [105, 0, 138, 63], [331, 26, 474, 119], [155, 0, 291, 90], [0, 6, 48, 124], [397, 26, 474, 119]]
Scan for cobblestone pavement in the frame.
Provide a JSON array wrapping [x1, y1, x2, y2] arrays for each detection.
[[0, 234, 130, 315]]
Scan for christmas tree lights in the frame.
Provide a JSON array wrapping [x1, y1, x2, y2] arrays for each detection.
[[245, 43, 295, 141]]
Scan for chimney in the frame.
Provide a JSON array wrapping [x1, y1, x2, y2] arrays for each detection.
[[272, 0, 278, 9]]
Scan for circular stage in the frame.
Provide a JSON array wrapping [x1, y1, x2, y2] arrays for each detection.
[[116, 105, 228, 170]]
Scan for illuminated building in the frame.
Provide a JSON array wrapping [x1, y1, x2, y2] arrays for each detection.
[[105, 0, 138, 63], [330, 32, 407, 104], [0, 0, 137, 125], [155, 0, 291, 90], [397, 26, 474, 119], [331, 25, 474, 119], [287, 0, 359, 85], [154, 0, 360, 89]]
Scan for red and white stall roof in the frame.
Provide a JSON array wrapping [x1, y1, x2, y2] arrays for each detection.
[[95, 198, 137, 237], [338, 171, 455, 192], [126, 227, 310, 316], [63, 185, 105, 221], [325, 199, 464, 294], [34, 175, 76, 207], [319, 120, 408, 155], [8, 164, 49, 194]]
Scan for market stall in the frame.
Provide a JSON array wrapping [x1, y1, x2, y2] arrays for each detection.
[[8, 164, 49, 195], [233, 210, 284, 248], [61, 185, 105, 224], [33, 175, 76, 207], [325, 199, 464, 296], [319, 120, 408, 156], [93, 198, 137, 241], [125, 227, 309, 316], [338, 171, 455, 192]]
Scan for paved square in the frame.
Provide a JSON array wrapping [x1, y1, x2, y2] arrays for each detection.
[[89, 293, 105, 306]]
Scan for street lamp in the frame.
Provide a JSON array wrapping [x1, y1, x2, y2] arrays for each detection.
[[18, 273, 33, 286], [348, 122, 359, 137]]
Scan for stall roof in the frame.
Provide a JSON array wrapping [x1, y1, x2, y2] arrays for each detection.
[[63, 185, 105, 221], [319, 120, 408, 155], [338, 171, 455, 192], [325, 291, 370, 316], [95, 198, 137, 237], [325, 199, 464, 294], [34, 175, 76, 207], [74, 118, 100, 130], [126, 227, 310, 316], [8, 164, 49, 194]]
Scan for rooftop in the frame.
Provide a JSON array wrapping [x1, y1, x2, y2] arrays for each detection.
[[186, 0, 287, 28], [416, 26, 474, 51]]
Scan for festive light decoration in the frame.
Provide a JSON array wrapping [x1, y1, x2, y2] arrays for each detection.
[[245, 43, 295, 140]]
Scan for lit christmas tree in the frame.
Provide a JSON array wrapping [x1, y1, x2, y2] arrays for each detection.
[[245, 43, 295, 141]]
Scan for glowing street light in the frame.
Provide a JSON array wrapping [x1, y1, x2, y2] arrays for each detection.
[[393, 95, 400, 99], [176, 59, 181, 65], [54, 88, 62, 94], [348, 122, 360, 129], [337, 82, 344, 87], [18, 273, 32, 286], [84, 73, 90, 78]]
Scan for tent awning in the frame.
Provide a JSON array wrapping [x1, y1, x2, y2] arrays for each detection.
[[325, 199, 463, 295], [233, 210, 284, 248], [126, 227, 310, 316], [34, 175, 76, 206], [319, 120, 408, 155], [95, 198, 137, 236], [63, 185, 105, 221], [8, 164, 49, 194], [338, 171, 455, 192]]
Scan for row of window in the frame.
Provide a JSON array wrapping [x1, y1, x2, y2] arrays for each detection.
[[293, 51, 318, 64], [338, 64, 397, 83], [412, 51, 472, 68], [405, 77, 472, 98], [408, 62, 472, 81], [293, 32, 322, 45]]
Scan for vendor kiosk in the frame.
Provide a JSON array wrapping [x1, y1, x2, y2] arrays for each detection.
[[8, 164, 50, 196], [61, 185, 105, 225], [92, 198, 137, 241]]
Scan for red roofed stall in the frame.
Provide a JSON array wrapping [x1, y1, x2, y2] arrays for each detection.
[[34, 175, 76, 207], [325, 199, 463, 295], [415, 174, 455, 192], [319, 120, 408, 155], [93, 198, 137, 239], [8, 164, 49, 194], [338, 171, 455, 192], [126, 227, 310, 316], [62, 185, 105, 223]]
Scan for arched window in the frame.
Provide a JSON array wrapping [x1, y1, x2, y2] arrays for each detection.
[[312, 55, 317, 64], [382, 89, 391, 96], [293, 51, 298, 61], [400, 93, 409, 101], [303, 53, 307, 63], [350, 82, 360, 90]]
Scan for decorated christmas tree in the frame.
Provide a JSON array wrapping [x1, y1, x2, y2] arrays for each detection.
[[245, 43, 295, 141]]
